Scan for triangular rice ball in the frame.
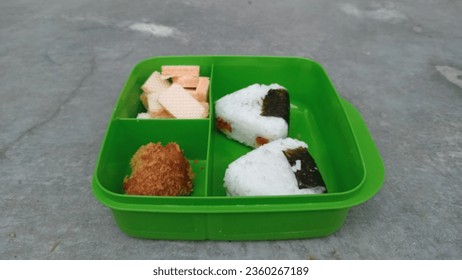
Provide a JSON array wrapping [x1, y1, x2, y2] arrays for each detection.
[[224, 138, 326, 196], [215, 84, 290, 148]]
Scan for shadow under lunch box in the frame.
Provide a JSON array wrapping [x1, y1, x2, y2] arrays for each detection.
[[92, 56, 385, 240]]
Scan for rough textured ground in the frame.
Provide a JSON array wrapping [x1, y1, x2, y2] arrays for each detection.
[[1, 0, 461, 259]]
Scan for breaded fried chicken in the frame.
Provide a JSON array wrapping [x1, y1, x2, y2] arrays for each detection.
[[123, 142, 194, 196]]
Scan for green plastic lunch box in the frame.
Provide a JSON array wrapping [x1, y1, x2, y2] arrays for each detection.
[[92, 56, 385, 240]]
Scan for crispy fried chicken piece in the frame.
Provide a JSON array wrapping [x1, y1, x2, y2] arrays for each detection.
[[123, 142, 194, 196]]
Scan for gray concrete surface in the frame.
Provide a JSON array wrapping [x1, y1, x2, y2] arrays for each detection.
[[1, 0, 461, 259]]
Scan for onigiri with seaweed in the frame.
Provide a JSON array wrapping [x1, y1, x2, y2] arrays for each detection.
[[215, 83, 290, 148], [224, 138, 326, 196]]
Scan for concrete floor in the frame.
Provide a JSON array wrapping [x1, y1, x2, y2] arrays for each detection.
[[1, 0, 461, 259]]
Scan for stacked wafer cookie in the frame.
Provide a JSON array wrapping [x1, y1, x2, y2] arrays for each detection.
[[137, 66, 210, 119]]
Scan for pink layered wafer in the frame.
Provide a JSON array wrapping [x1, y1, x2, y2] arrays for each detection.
[[172, 76, 200, 88], [158, 84, 206, 119], [140, 91, 149, 109], [185, 89, 196, 95], [161, 65, 200, 79], [147, 91, 164, 115], [142, 71, 171, 93], [192, 77, 209, 102], [190, 91, 205, 102], [150, 109, 174, 119], [200, 102, 209, 118]]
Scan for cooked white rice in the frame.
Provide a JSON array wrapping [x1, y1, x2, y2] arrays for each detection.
[[224, 138, 326, 196], [136, 112, 151, 119], [215, 83, 288, 148]]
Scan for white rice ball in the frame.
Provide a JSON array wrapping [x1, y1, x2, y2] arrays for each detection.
[[215, 83, 288, 148], [224, 138, 326, 196]]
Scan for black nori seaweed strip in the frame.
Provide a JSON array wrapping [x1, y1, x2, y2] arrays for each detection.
[[261, 89, 290, 125], [283, 147, 326, 190]]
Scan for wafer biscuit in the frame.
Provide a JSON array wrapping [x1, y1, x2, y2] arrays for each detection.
[[184, 89, 196, 95], [195, 77, 209, 102], [141, 71, 171, 93], [147, 91, 164, 115], [140, 91, 149, 109], [158, 84, 206, 119], [172, 76, 200, 88], [200, 102, 209, 118], [190, 91, 206, 102], [150, 109, 173, 119], [161, 65, 200, 78]]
